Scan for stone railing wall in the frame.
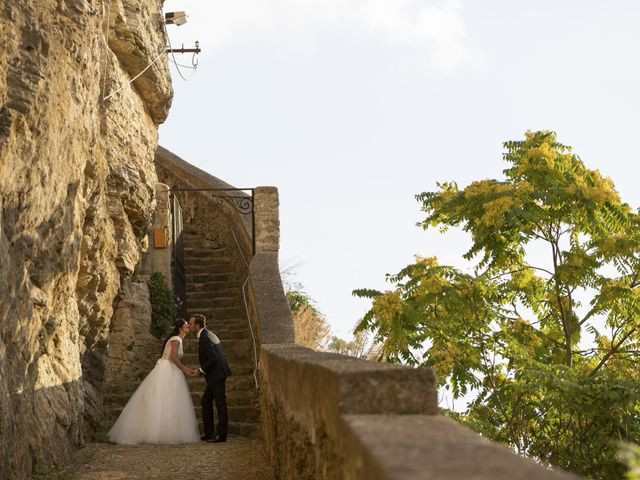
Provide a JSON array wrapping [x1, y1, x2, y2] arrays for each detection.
[[248, 189, 580, 479]]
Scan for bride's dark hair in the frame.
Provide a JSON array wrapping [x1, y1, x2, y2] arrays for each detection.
[[163, 318, 187, 351]]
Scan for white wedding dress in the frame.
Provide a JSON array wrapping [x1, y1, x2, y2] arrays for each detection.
[[108, 336, 200, 444]]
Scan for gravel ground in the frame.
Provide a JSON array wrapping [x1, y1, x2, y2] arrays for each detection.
[[56, 438, 275, 480]]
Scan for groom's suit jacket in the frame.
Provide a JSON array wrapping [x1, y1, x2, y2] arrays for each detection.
[[198, 328, 232, 384]]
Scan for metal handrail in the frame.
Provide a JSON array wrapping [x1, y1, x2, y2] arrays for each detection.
[[170, 186, 259, 390], [230, 227, 259, 392]]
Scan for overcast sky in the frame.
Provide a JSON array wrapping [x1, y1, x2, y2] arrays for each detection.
[[159, 0, 640, 339]]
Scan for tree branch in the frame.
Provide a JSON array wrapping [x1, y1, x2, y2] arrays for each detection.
[[588, 325, 638, 377]]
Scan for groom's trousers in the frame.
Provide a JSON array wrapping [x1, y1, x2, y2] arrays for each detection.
[[202, 379, 228, 438]]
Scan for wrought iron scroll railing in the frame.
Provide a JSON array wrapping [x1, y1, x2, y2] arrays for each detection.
[[169, 187, 255, 256]]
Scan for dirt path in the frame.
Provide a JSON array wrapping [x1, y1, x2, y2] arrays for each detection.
[[56, 438, 274, 480]]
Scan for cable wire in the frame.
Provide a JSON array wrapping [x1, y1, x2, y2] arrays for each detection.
[[100, 0, 111, 100], [163, 20, 194, 81], [103, 47, 167, 101], [102, 15, 199, 101]]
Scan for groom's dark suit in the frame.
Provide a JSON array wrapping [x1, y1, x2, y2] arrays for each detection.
[[198, 328, 232, 440]]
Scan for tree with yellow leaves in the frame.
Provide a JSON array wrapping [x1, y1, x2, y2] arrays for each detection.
[[354, 131, 640, 479]]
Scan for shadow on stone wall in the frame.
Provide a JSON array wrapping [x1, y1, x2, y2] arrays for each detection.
[[0, 379, 84, 479]]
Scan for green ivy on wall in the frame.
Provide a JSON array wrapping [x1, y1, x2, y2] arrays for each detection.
[[148, 272, 176, 338]]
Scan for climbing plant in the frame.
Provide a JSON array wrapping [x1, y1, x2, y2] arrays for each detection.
[[354, 131, 640, 479], [148, 272, 176, 339]]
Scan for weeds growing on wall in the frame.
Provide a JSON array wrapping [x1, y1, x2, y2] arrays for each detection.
[[148, 272, 175, 338]]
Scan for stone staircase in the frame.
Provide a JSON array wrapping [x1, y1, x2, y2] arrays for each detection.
[[181, 230, 260, 437], [98, 230, 260, 441]]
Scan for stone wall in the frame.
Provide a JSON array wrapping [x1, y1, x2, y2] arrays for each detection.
[[0, 0, 171, 478], [248, 190, 580, 479], [104, 280, 160, 386], [139, 183, 173, 287], [154, 146, 253, 302]]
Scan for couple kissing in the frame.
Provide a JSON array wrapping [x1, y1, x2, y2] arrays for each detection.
[[108, 313, 232, 445]]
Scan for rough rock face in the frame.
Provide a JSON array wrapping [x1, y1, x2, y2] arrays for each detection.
[[105, 280, 160, 385], [0, 0, 172, 478]]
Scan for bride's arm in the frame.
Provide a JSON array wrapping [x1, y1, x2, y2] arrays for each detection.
[[169, 340, 195, 376]]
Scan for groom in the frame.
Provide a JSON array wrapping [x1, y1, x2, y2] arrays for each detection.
[[188, 313, 232, 443]]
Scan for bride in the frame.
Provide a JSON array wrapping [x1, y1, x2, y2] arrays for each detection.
[[108, 318, 200, 444]]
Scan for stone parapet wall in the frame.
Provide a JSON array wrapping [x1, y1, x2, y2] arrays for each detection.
[[247, 190, 579, 479], [259, 342, 438, 479], [254, 187, 280, 253]]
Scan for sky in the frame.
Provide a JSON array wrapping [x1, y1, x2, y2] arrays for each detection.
[[159, 0, 640, 339]]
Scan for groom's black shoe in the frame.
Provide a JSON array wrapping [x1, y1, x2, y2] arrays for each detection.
[[200, 435, 214, 442], [212, 435, 227, 443]]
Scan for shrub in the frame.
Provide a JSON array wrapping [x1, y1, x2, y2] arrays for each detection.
[[148, 272, 175, 338]]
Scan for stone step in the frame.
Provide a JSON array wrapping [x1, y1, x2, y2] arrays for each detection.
[[198, 421, 260, 437], [181, 236, 215, 245], [185, 273, 238, 283], [185, 306, 246, 319], [181, 340, 254, 354], [194, 405, 260, 423], [187, 297, 239, 307], [102, 406, 260, 437], [182, 338, 252, 350], [186, 297, 238, 309], [180, 350, 255, 365], [98, 415, 260, 439], [183, 317, 249, 327], [182, 334, 253, 350], [187, 375, 257, 394], [184, 257, 234, 269], [185, 328, 253, 339], [183, 315, 249, 325], [182, 348, 255, 361], [193, 355, 253, 367], [182, 352, 249, 364], [181, 356, 255, 371], [185, 330, 250, 343], [186, 262, 233, 274], [190, 392, 256, 407], [182, 248, 226, 258], [185, 291, 240, 301], [209, 326, 254, 336], [104, 373, 257, 397], [187, 290, 237, 301], [103, 387, 256, 408], [187, 282, 240, 293]]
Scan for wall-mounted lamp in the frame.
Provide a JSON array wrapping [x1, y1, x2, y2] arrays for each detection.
[[165, 11, 188, 26]]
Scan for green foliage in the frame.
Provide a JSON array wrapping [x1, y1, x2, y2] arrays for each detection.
[[148, 271, 176, 339], [620, 443, 640, 480], [354, 131, 640, 479], [287, 289, 323, 318]]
